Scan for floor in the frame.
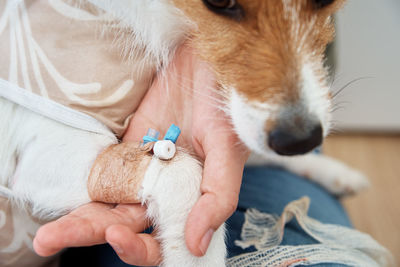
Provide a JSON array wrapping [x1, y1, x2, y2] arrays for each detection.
[[324, 134, 400, 265]]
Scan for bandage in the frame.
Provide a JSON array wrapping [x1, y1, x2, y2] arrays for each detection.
[[153, 140, 176, 160], [87, 142, 153, 203], [88, 125, 181, 204]]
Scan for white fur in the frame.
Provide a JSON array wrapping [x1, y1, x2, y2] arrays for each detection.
[[0, 0, 369, 266], [274, 153, 369, 195], [247, 153, 369, 195], [140, 151, 226, 267], [228, 89, 279, 155], [0, 94, 227, 265], [300, 62, 332, 137], [229, 68, 368, 195], [227, 61, 367, 195], [1, 2, 225, 266], [0, 97, 117, 219], [86, 0, 193, 68]]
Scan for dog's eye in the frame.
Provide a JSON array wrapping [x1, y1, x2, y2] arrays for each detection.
[[202, 0, 244, 21], [206, 0, 235, 8], [313, 0, 335, 9]]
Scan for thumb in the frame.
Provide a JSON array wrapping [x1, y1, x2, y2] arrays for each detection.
[[185, 138, 249, 256]]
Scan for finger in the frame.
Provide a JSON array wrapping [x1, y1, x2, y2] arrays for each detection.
[[106, 225, 162, 266], [185, 142, 249, 256], [187, 67, 250, 256], [34, 203, 149, 256]]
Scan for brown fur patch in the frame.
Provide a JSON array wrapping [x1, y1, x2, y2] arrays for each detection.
[[173, 0, 345, 105]]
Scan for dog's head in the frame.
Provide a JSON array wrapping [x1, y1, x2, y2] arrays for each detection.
[[173, 0, 345, 156]]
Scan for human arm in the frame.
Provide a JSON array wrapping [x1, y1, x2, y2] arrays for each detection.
[[33, 45, 249, 264]]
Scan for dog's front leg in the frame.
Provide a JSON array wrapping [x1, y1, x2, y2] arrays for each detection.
[[88, 142, 226, 267], [4, 101, 118, 219], [264, 153, 369, 195]]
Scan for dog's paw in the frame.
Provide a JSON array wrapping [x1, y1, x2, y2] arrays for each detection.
[[326, 166, 370, 196], [268, 154, 370, 197]]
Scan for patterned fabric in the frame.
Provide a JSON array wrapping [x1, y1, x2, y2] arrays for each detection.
[[0, 196, 59, 267], [0, 0, 156, 137], [0, 1, 156, 266]]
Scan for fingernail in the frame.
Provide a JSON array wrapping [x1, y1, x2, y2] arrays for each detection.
[[199, 229, 214, 255], [109, 243, 124, 255]]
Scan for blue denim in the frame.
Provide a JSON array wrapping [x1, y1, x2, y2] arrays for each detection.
[[60, 166, 351, 267], [226, 166, 351, 267]]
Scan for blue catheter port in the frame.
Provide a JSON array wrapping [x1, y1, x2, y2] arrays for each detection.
[[142, 128, 160, 144], [163, 124, 181, 144]]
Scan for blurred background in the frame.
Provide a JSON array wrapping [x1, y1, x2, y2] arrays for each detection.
[[324, 0, 400, 263]]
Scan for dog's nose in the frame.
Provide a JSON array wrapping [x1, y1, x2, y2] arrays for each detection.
[[268, 124, 323, 156]]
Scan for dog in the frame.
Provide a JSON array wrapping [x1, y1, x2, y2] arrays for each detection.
[[0, 0, 368, 266]]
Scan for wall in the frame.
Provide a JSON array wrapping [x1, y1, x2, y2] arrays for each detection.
[[332, 0, 400, 132]]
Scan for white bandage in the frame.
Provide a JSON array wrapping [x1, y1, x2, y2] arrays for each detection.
[[153, 140, 176, 160]]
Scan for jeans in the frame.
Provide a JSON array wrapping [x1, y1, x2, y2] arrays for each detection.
[[60, 166, 351, 267]]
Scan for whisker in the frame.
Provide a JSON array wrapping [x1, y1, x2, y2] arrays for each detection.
[[328, 127, 345, 135], [330, 106, 346, 113], [328, 120, 345, 135], [330, 101, 351, 113], [332, 76, 374, 99]]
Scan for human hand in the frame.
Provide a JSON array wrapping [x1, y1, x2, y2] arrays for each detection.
[[123, 44, 250, 259], [34, 203, 162, 265], [34, 44, 249, 265]]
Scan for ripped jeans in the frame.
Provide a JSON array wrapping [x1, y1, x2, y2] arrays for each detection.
[[226, 166, 392, 267], [60, 165, 393, 267]]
